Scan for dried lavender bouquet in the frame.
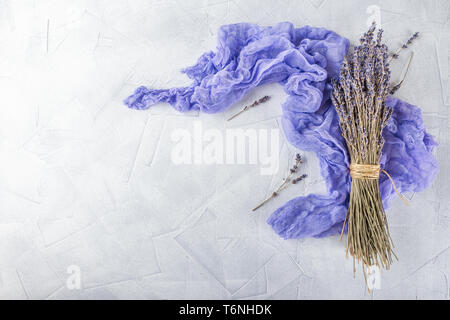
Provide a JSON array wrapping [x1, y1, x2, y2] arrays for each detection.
[[331, 24, 396, 274]]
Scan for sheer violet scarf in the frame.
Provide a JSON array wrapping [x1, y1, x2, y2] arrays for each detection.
[[125, 22, 438, 239]]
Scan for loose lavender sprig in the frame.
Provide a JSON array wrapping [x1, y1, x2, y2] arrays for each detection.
[[390, 52, 414, 95], [390, 32, 419, 61], [253, 154, 307, 212], [227, 96, 271, 121]]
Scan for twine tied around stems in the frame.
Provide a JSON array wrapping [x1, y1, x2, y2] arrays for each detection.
[[350, 163, 410, 206]]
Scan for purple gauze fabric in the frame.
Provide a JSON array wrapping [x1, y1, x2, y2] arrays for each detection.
[[124, 22, 439, 239]]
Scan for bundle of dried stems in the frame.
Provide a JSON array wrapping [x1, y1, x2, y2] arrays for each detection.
[[331, 23, 397, 276]]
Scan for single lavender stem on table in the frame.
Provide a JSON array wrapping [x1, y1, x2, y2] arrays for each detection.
[[227, 96, 271, 121], [252, 154, 307, 212], [389, 31, 419, 62], [390, 52, 414, 95]]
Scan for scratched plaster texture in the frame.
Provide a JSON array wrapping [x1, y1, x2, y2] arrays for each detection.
[[0, 0, 449, 300]]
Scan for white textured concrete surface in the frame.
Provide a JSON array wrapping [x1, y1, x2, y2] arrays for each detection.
[[0, 0, 449, 300]]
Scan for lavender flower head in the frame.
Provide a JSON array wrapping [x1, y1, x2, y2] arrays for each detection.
[[332, 23, 392, 164]]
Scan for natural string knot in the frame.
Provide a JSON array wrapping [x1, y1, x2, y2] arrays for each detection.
[[350, 163, 410, 206]]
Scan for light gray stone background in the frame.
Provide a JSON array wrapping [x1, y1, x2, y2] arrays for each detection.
[[0, 0, 449, 300]]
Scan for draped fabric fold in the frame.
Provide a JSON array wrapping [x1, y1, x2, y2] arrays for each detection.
[[124, 22, 438, 239]]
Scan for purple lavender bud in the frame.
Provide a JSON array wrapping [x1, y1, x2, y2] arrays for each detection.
[[259, 96, 271, 103], [390, 83, 401, 95]]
